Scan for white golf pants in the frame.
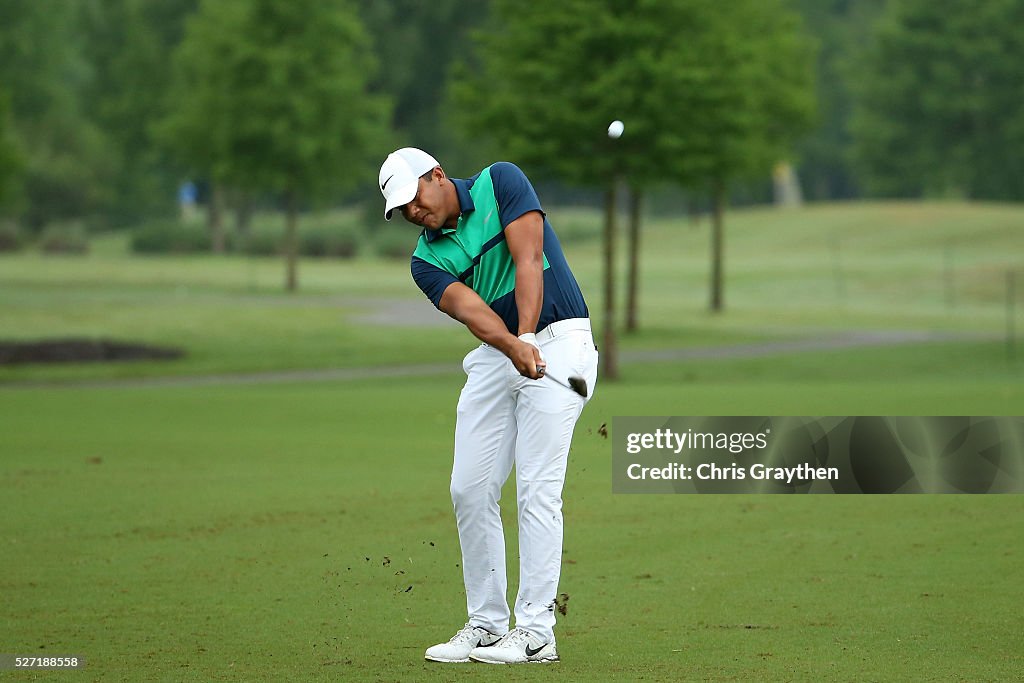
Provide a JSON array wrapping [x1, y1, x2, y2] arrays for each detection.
[[451, 318, 598, 643]]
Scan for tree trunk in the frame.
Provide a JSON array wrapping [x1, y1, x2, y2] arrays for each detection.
[[284, 191, 298, 292], [625, 186, 642, 333], [601, 183, 619, 381], [208, 182, 226, 254], [688, 195, 702, 227], [710, 180, 725, 312]]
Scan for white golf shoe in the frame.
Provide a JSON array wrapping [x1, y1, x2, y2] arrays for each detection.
[[424, 622, 503, 663], [468, 627, 559, 664]]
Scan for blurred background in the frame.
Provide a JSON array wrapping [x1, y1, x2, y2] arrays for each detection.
[[1, 0, 1021, 381], [0, 0, 1018, 251], [1, 0, 1022, 384], [3, 3, 1023, 679]]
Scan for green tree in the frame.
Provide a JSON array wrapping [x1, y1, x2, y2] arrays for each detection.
[[80, 0, 199, 225], [0, 92, 23, 209], [454, 0, 815, 376], [451, 1, 631, 377], [360, 0, 489, 169], [851, 0, 1024, 200], [792, 0, 886, 200], [0, 0, 115, 229], [691, 0, 816, 311], [159, 0, 389, 290], [156, 0, 244, 250]]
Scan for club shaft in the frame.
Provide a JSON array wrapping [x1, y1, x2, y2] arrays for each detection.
[[539, 368, 587, 397], [545, 373, 573, 391]]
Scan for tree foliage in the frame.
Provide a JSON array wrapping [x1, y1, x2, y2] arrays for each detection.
[[80, 0, 199, 224], [157, 0, 390, 288], [453, 0, 815, 327], [851, 0, 1024, 200], [453, 0, 814, 190], [160, 0, 388, 200], [793, 0, 886, 200], [5, 0, 1024, 231], [0, 92, 23, 208], [359, 0, 488, 167], [0, 0, 114, 228]]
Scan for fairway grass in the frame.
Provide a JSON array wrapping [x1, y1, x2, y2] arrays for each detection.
[[2, 363, 1022, 682]]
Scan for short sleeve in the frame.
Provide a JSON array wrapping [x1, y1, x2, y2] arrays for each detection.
[[411, 255, 459, 309], [490, 162, 545, 228]]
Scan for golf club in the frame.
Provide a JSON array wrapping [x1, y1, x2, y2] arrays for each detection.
[[538, 366, 588, 398]]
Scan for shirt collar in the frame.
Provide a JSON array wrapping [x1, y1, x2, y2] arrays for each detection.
[[423, 178, 475, 243]]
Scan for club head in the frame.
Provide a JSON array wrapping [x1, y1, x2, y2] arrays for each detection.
[[568, 375, 588, 398], [539, 368, 589, 398]]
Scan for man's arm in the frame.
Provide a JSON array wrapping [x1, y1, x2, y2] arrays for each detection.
[[504, 209, 545, 337], [439, 282, 545, 379]]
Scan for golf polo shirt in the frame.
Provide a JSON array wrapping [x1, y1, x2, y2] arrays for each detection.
[[411, 162, 589, 335]]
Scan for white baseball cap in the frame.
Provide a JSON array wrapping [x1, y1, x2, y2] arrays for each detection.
[[379, 147, 439, 220]]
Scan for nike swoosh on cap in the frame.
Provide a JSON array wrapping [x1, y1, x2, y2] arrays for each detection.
[[381, 174, 395, 192]]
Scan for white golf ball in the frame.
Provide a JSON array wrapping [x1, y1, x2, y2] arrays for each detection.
[[607, 120, 624, 139]]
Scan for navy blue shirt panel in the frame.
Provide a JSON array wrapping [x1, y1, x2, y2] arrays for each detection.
[[489, 161, 545, 228]]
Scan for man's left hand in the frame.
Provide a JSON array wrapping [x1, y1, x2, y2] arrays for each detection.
[[513, 333, 546, 379]]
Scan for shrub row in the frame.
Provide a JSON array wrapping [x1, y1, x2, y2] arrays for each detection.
[[40, 224, 91, 254], [0, 221, 23, 252], [130, 221, 212, 254], [0, 222, 91, 254], [2, 214, 596, 258], [130, 220, 368, 259]]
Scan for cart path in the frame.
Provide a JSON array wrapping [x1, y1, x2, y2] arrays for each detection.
[[3, 329, 990, 390]]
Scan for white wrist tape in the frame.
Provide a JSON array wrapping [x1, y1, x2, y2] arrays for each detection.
[[518, 332, 539, 348], [518, 332, 545, 363]]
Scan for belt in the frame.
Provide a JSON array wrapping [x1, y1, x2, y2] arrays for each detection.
[[536, 318, 591, 343]]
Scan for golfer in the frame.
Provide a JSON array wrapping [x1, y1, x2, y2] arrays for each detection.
[[378, 148, 598, 664]]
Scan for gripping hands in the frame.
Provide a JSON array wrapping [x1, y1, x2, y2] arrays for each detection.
[[512, 332, 546, 380]]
